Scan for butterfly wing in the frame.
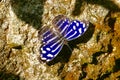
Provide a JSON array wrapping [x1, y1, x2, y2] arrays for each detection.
[[39, 15, 88, 62], [64, 20, 88, 41], [52, 15, 70, 36], [39, 27, 64, 62]]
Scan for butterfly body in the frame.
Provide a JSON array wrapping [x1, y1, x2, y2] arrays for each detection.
[[39, 15, 89, 62]]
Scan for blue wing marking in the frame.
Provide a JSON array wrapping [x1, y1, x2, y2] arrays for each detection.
[[39, 15, 89, 62], [65, 20, 88, 41], [40, 39, 63, 62], [52, 15, 70, 36], [41, 28, 59, 44], [40, 27, 64, 62]]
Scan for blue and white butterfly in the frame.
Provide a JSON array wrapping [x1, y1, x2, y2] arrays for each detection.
[[39, 15, 89, 62]]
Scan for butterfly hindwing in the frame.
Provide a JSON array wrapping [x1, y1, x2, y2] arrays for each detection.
[[40, 39, 63, 62], [39, 27, 64, 62], [65, 20, 88, 41]]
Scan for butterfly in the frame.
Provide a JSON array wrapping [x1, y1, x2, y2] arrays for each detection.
[[38, 15, 89, 62]]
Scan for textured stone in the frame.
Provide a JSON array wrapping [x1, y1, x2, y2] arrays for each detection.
[[0, 0, 120, 80]]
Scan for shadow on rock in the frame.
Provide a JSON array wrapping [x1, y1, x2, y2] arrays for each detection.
[[72, 0, 120, 16], [0, 71, 23, 80], [10, 0, 46, 29]]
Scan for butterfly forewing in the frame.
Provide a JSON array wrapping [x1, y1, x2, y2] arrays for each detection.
[[52, 15, 70, 37], [65, 20, 88, 41], [40, 27, 64, 62], [39, 27, 59, 44]]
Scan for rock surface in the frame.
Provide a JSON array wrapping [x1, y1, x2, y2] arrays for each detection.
[[0, 0, 120, 80]]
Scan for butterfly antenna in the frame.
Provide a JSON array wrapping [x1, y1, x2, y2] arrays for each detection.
[[65, 43, 73, 52]]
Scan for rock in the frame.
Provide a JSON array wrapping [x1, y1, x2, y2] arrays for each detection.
[[0, 0, 120, 80]]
